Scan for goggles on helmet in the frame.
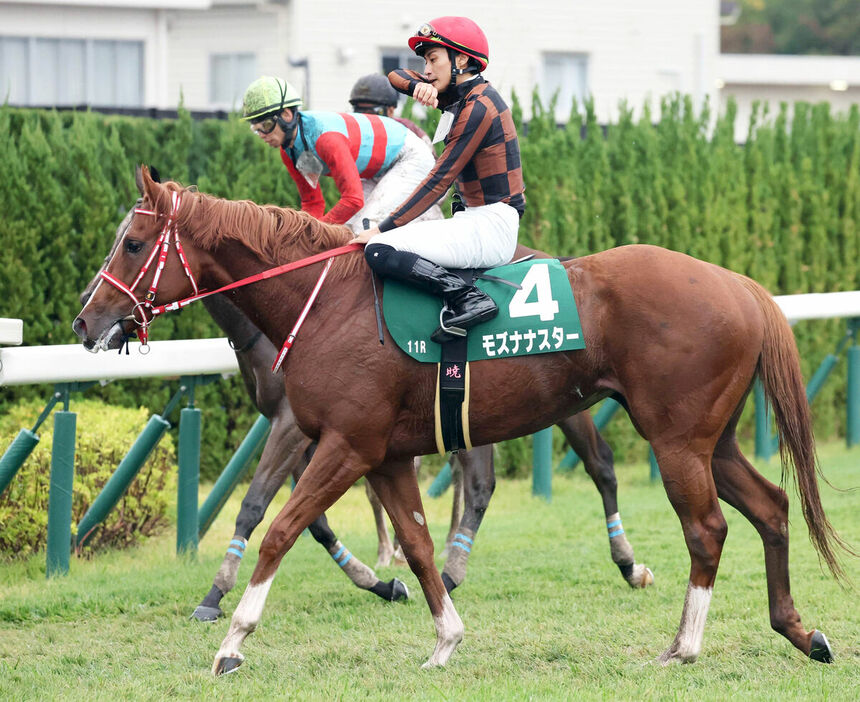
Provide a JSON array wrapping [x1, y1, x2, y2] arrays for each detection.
[[414, 22, 475, 57], [351, 103, 387, 116], [250, 115, 279, 135]]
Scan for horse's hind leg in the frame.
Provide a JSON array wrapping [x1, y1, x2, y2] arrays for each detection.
[[651, 442, 727, 664], [712, 430, 833, 662], [557, 412, 653, 588], [441, 444, 494, 594], [192, 414, 310, 621], [212, 437, 373, 675], [367, 460, 464, 667], [365, 480, 396, 567]]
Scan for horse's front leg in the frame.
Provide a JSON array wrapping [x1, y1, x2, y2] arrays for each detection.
[[367, 460, 464, 668], [212, 434, 371, 675], [193, 414, 310, 621]]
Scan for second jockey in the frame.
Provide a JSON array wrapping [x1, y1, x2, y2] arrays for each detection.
[[242, 75, 438, 232]]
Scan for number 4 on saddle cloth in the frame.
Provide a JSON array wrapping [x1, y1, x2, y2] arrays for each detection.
[[382, 259, 586, 454]]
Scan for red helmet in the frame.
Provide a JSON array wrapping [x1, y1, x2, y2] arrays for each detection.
[[408, 17, 489, 71]]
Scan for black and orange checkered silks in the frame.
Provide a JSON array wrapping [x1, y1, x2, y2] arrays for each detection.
[[383, 71, 524, 230]]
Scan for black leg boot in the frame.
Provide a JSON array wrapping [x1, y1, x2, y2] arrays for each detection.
[[365, 244, 498, 343]]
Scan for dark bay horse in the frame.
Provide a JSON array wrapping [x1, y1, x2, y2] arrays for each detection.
[[87, 190, 651, 622], [74, 169, 849, 673]]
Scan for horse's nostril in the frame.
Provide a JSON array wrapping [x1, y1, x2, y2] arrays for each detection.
[[72, 317, 86, 339]]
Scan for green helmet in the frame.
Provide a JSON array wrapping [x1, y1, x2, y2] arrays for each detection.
[[241, 76, 302, 121]]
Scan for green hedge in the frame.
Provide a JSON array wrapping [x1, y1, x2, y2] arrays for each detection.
[[0, 94, 857, 478], [0, 401, 175, 558]]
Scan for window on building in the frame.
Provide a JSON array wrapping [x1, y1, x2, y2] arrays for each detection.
[[541, 52, 588, 121], [95, 40, 144, 107], [0, 37, 28, 104], [380, 49, 426, 115], [381, 49, 424, 77], [0, 36, 143, 107], [210, 53, 257, 109]]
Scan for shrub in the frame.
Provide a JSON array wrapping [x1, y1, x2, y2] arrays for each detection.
[[0, 400, 176, 559]]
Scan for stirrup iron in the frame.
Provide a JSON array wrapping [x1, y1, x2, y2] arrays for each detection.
[[438, 307, 467, 338]]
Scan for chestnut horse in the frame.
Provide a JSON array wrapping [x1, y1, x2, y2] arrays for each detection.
[[82, 190, 652, 623], [74, 169, 848, 674]]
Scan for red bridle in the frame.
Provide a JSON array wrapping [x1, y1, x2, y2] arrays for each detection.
[[98, 192, 363, 367], [99, 191, 198, 348]]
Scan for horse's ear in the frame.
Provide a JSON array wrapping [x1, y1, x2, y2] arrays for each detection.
[[149, 165, 161, 183], [137, 165, 160, 198], [135, 165, 146, 195]]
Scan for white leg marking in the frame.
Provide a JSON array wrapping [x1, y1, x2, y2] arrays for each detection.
[[212, 576, 274, 674], [422, 593, 464, 668], [659, 582, 712, 665]]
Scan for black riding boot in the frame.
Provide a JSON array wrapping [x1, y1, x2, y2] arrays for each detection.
[[365, 244, 498, 343]]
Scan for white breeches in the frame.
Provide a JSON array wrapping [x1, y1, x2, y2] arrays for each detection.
[[347, 131, 442, 233], [367, 201, 520, 269]]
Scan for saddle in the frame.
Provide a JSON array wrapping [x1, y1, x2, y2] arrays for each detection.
[[382, 258, 585, 453]]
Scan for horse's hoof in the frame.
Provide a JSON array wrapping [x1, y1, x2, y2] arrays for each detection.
[[638, 567, 654, 588], [191, 605, 223, 622], [390, 578, 409, 602], [809, 630, 833, 663], [213, 655, 244, 676], [626, 564, 654, 589]]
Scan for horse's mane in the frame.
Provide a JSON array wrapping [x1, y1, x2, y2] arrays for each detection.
[[154, 181, 363, 280]]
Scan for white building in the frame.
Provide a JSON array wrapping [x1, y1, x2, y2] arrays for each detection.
[[2, 0, 857, 139], [717, 54, 860, 141], [1, 0, 718, 123]]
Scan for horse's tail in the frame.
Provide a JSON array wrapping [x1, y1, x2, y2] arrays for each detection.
[[738, 276, 853, 582]]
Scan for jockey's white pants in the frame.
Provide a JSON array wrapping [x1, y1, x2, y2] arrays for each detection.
[[346, 131, 442, 233], [367, 201, 520, 270]]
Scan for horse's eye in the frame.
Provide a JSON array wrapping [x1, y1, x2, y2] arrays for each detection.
[[124, 239, 144, 255]]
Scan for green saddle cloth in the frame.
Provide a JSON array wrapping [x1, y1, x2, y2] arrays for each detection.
[[382, 259, 585, 363]]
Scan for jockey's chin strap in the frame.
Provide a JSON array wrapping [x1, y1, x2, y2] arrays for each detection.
[[98, 193, 362, 367]]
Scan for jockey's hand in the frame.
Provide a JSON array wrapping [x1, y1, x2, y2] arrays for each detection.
[[353, 226, 379, 245], [413, 82, 439, 108]]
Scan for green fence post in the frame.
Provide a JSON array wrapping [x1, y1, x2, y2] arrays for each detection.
[[649, 448, 661, 482], [177, 406, 201, 555], [198, 414, 271, 540], [427, 460, 453, 497], [847, 320, 860, 448], [805, 354, 840, 404], [76, 414, 171, 548], [0, 429, 39, 496], [0, 390, 64, 496], [46, 407, 76, 577], [754, 379, 773, 461], [532, 427, 553, 501]]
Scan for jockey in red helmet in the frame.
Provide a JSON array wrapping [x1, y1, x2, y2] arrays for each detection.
[[358, 17, 525, 343]]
